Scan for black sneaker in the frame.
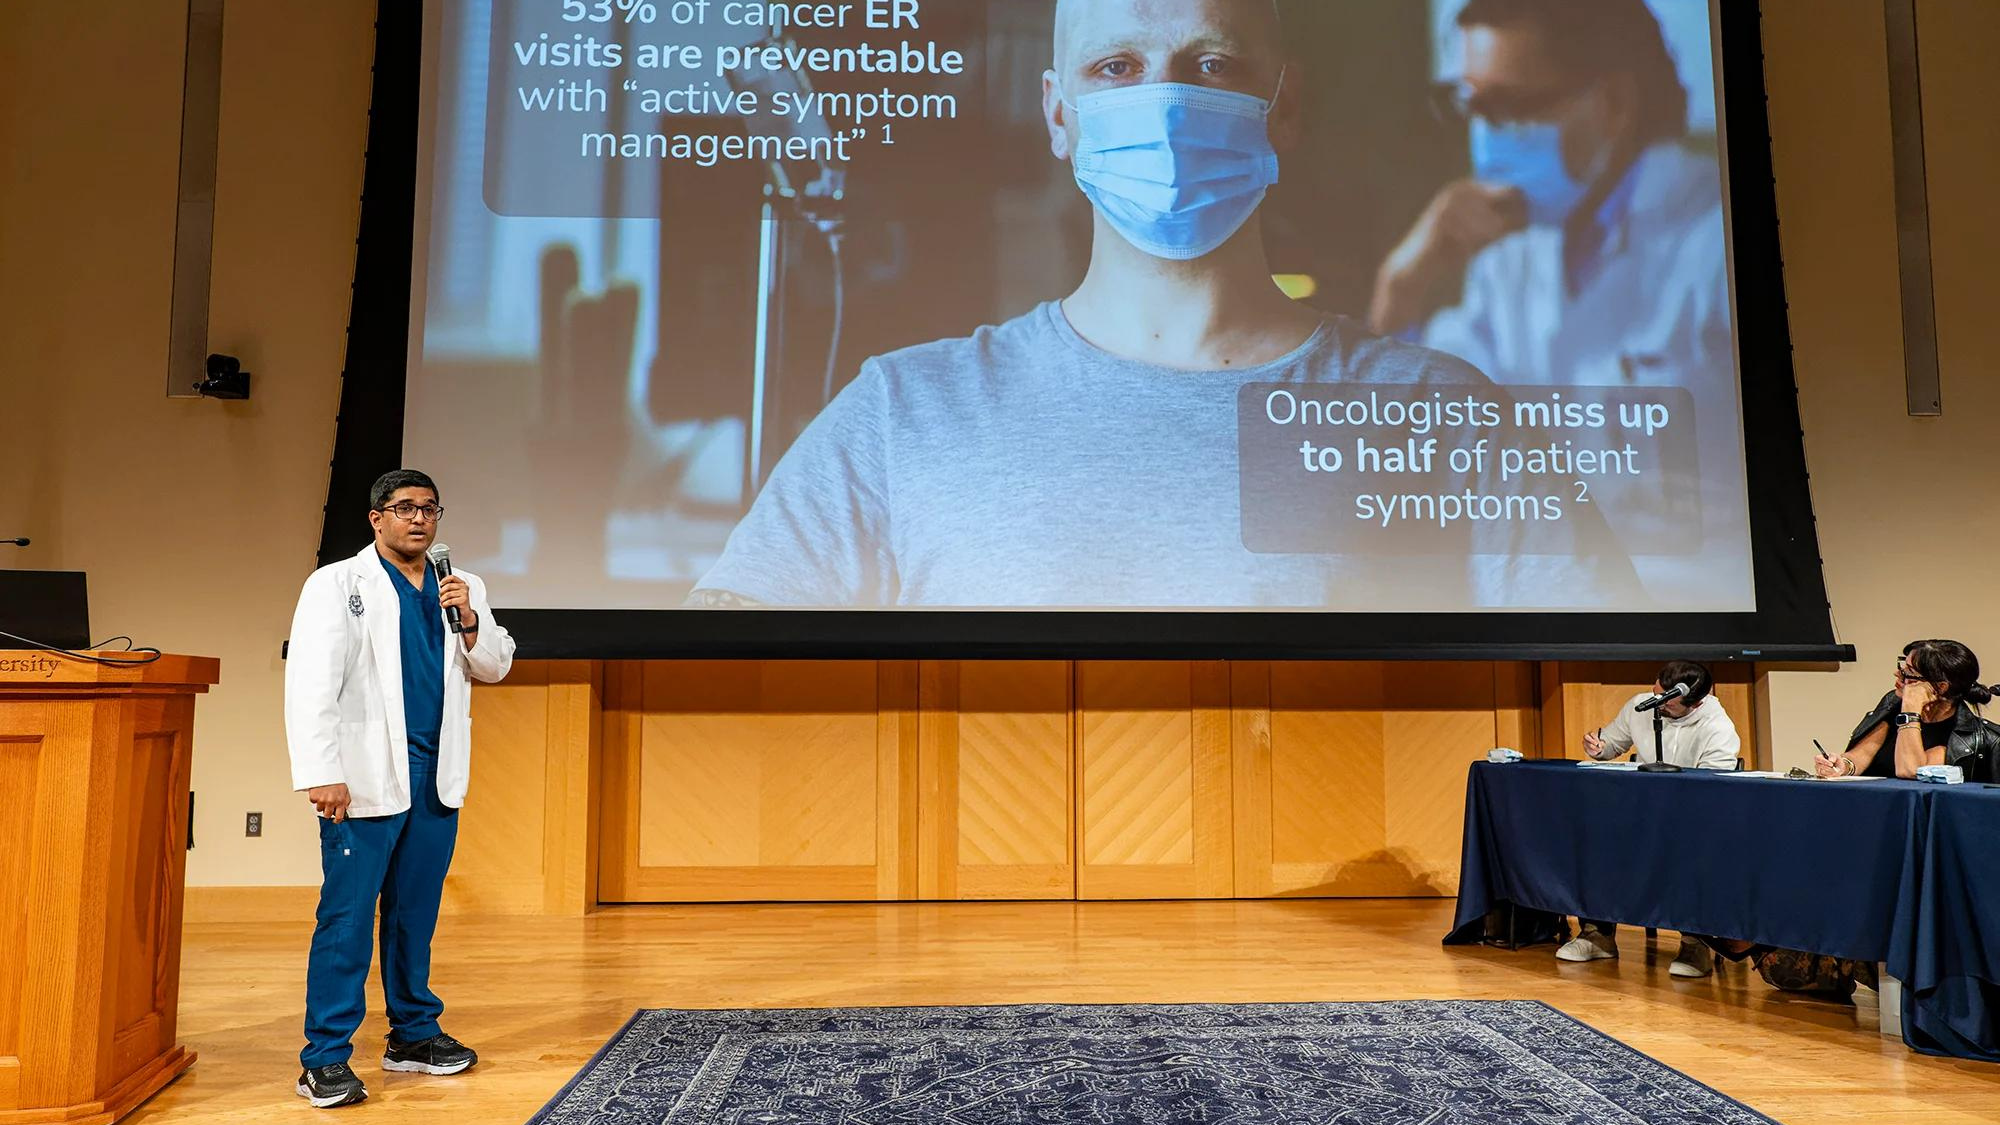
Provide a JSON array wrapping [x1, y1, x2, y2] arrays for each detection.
[[296, 1062, 368, 1108], [382, 1031, 478, 1075]]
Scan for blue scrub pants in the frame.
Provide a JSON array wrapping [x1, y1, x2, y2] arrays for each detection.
[[301, 756, 458, 1068]]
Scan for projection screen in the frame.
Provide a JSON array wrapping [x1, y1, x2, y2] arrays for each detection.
[[355, 0, 1841, 657]]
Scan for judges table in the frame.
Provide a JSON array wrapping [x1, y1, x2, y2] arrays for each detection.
[[1445, 760, 2000, 1063]]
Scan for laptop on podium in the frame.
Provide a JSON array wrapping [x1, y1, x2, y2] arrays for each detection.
[[0, 571, 91, 650]]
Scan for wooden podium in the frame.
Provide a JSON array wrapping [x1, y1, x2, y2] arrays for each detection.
[[0, 652, 219, 1124]]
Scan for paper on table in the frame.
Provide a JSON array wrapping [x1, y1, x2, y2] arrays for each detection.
[[1719, 770, 1789, 778], [1577, 761, 1640, 771]]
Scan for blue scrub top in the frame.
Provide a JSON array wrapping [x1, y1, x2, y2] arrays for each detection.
[[377, 552, 445, 767]]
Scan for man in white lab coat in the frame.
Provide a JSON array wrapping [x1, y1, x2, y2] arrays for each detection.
[[285, 469, 514, 1108], [1370, 0, 1749, 607], [1559, 659, 1740, 978]]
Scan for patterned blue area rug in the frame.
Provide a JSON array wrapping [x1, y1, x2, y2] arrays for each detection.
[[526, 1002, 1777, 1124]]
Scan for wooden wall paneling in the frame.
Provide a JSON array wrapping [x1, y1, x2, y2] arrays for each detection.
[[1493, 662, 1542, 755], [1258, 662, 1390, 895], [1240, 663, 1514, 897], [918, 661, 1074, 901], [1380, 663, 1505, 896], [877, 661, 921, 901], [1559, 662, 1664, 758], [1075, 661, 1232, 900], [916, 661, 956, 899], [954, 660, 1070, 898], [609, 661, 914, 902], [1709, 675, 1757, 767], [541, 661, 601, 915], [1190, 661, 1235, 896], [597, 662, 645, 902], [447, 661, 551, 915], [1228, 661, 1274, 898], [493, 657, 1788, 912], [1539, 662, 1570, 758]]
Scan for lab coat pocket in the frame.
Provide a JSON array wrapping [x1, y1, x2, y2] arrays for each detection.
[[335, 719, 387, 754], [334, 719, 390, 797]]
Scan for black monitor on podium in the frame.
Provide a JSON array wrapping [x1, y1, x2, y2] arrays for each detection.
[[0, 570, 91, 650]]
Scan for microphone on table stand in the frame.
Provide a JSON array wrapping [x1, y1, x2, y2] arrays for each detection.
[[2, 537, 28, 547], [1634, 683, 1691, 772]]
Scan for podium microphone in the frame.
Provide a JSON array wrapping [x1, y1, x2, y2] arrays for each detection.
[[425, 543, 463, 634], [2, 537, 27, 547]]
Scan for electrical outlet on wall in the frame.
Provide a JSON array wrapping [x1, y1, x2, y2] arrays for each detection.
[[246, 811, 262, 837]]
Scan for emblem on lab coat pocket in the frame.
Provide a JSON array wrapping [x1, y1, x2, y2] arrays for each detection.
[[348, 594, 365, 617]]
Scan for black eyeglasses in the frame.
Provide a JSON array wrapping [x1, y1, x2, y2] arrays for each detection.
[[378, 503, 444, 523]]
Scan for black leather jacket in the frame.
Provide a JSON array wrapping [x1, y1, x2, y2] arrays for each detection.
[[1847, 690, 2000, 781]]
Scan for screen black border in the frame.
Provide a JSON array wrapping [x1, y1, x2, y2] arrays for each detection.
[[321, 0, 1850, 664]]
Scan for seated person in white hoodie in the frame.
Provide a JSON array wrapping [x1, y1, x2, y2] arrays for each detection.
[[1557, 659, 1740, 977]]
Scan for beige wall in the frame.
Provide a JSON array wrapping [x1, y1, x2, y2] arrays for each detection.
[[0, 1, 374, 885], [1760, 0, 2000, 771], [2, 0, 1995, 889]]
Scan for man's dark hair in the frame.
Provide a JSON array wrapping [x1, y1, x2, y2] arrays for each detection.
[[369, 469, 440, 510], [1458, 0, 1689, 142], [1656, 659, 1713, 705]]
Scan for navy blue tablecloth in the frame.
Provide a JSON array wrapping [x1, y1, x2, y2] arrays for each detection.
[[1446, 761, 1999, 1062], [1892, 784, 2000, 1062]]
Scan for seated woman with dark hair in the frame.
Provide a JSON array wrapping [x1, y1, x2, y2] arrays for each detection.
[[1707, 640, 2000, 998], [1816, 639, 2000, 782]]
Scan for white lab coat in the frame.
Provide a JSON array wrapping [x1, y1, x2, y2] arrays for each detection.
[[1595, 691, 1742, 770], [1419, 142, 1752, 608], [285, 544, 515, 817]]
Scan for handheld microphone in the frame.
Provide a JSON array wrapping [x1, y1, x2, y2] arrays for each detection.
[[1634, 682, 1690, 713], [2, 537, 27, 547], [425, 543, 462, 634]]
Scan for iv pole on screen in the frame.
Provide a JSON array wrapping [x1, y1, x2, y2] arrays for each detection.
[[725, 33, 849, 499]]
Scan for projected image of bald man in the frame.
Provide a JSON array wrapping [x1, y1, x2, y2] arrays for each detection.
[[689, 0, 1622, 610]]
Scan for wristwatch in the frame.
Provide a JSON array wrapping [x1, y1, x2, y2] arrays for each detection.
[[1894, 711, 1922, 729]]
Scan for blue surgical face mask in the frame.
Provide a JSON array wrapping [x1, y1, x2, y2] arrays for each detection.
[[1469, 118, 1590, 227], [1065, 79, 1283, 261]]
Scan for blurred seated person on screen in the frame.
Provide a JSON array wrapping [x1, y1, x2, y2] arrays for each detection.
[[1556, 659, 1738, 977], [1815, 639, 2000, 780], [1369, 0, 1727, 390], [688, 0, 1634, 610], [1366, 0, 1739, 609]]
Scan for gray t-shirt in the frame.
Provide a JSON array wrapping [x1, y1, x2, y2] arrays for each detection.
[[693, 301, 1635, 608]]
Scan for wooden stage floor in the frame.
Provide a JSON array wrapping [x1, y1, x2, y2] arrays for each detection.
[[131, 899, 1997, 1123]]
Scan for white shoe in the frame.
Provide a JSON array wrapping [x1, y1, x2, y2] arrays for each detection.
[[1555, 930, 1617, 962], [1670, 940, 1715, 978]]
